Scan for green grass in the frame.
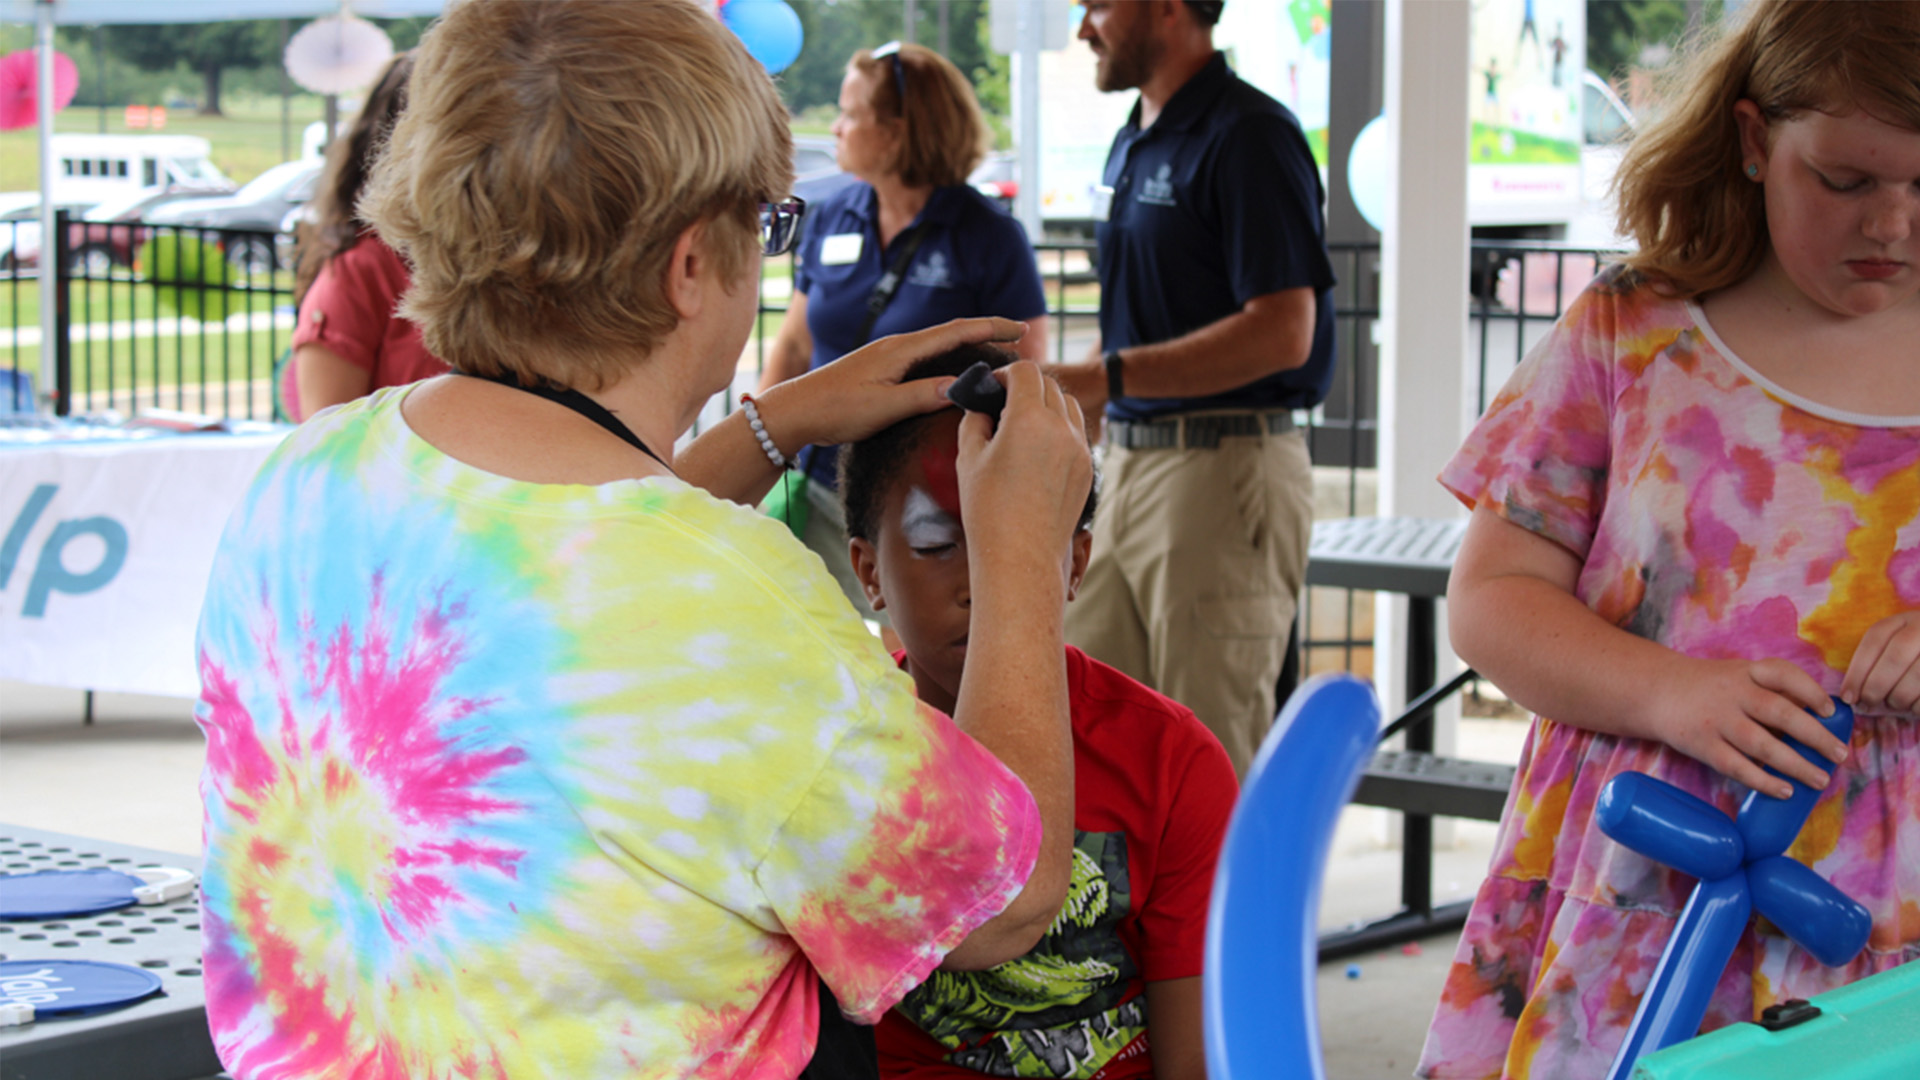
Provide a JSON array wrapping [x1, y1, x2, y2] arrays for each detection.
[[0, 93, 330, 191], [1469, 122, 1579, 166], [6, 324, 288, 408], [3, 275, 292, 337]]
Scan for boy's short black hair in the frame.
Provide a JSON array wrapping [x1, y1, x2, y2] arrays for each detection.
[[839, 343, 1098, 541]]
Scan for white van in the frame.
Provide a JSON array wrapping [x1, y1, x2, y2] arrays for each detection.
[[49, 135, 233, 205]]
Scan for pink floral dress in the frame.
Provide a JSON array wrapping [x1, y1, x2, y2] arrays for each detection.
[[1418, 266, 1920, 1079]]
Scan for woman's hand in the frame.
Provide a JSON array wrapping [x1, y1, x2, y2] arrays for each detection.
[[1842, 611, 1920, 715], [755, 317, 1029, 454], [954, 361, 1091, 562]]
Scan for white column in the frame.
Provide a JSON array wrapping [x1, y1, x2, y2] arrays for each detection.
[[1378, 0, 1472, 771], [1010, 2, 1043, 241], [36, 0, 58, 412]]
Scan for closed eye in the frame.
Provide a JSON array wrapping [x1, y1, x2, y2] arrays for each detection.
[[1817, 170, 1868, 192], [911, 543, 958, 557]]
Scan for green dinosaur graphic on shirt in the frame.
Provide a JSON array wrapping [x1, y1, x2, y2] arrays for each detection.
[[896, 830, 1148, 1078]]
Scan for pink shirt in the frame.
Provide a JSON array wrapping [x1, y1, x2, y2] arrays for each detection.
[[288, 235, 447, 418]]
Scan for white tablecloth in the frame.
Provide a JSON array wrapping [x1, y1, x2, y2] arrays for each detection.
[[1, 429, 286, 698]]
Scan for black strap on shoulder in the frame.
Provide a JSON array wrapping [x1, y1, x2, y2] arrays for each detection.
[[461, 370, 672, 472], [853, 224, 930, 348]]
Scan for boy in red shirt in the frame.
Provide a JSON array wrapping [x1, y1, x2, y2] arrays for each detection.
[[840, 345, 1238, 1080]]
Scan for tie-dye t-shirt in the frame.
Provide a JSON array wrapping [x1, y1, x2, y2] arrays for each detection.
[[193, 386, 1043, 1080], [1417, 266, 1920, 1080]]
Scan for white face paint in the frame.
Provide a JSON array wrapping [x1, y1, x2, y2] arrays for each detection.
[[899, 487, 963, 550]]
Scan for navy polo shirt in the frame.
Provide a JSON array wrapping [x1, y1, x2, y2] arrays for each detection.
[[792, 180, 1045, 486], [1096, 52, 1338, 421]]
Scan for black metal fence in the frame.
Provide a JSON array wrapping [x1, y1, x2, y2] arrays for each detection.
[[2, 210, 295, 420], [1, 216, 1621, 682]]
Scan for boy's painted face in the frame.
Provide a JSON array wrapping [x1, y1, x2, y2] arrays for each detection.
[[1737, 103, 1920, 319], [849, 410, 1091, 716]]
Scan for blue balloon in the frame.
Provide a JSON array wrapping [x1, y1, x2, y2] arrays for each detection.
[[722, 0, 803, 75], [1597, 700, 1870, 1080], [1747, 856, 1873, 968], [1596, 772, 1745, 881], [1204, 673, 1381, 1080]]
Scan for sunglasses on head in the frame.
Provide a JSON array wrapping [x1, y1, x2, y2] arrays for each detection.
[[871, 40, 908, 114]]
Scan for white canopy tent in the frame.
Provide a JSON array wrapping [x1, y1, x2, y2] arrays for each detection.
[[1, 0, 447, 408]]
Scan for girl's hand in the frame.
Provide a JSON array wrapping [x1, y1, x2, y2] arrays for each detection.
[[1650, 656, 1847, 799], [757, 317, 1029, 451], [955, 362, 1092, 560], [1842, 611, 1920, 715]]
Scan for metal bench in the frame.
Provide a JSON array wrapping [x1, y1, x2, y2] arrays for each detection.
[[1304, 517, 1519, 958]]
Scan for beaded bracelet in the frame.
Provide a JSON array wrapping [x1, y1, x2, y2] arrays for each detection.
[[738, 392, 788, 469]]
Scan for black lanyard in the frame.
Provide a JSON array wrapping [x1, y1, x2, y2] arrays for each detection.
[[462, 370, 671, 472], [854, 223, 929, 348]]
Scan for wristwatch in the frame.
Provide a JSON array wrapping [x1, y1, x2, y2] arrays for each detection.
[[1104, 350, 1126, 401]]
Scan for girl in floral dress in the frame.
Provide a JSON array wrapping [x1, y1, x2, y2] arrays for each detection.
[[1418, 3, 1920, 1076]]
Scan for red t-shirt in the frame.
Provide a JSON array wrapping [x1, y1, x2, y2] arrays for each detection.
[[877, 646, 1239, 1080], [286, 234, 447, 418]]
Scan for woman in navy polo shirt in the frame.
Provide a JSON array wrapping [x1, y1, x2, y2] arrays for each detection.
[[759, 42, 1047, 626]]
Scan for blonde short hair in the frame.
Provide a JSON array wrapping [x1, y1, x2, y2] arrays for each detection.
[[361, 0, 792, 388], [851, 43, 989, 189], [1615, 0, 1920, 298]]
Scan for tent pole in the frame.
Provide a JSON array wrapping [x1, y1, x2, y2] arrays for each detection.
[[36, 0, 58, 414]]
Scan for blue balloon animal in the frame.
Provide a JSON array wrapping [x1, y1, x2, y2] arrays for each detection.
[[1597, 699, 1872, 1080], [1203, 673, 1381, 1080]]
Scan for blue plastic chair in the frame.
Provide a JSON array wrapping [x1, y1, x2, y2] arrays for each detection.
[[1, 368, 32, 414], [1204, 672, 1383, 1080]]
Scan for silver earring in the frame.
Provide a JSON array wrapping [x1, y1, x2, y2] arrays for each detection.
[[1746, 163, 1760, 179]]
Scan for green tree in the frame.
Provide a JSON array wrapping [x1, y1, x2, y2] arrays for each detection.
[[1586, 0, 1722, 82], [780, 0, 1006, 144], [105, 20, 280, 117]]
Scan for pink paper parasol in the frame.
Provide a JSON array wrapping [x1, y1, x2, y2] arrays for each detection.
[[0, 48, 79, 132]]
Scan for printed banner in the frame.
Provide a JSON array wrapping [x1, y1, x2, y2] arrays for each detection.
[[0, 433, 284, 699]]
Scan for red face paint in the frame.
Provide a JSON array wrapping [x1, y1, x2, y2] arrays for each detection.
[[919, 444, 962, 520]]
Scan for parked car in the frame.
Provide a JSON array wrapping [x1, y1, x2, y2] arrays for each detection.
[[142, 158, 324, 273], [969, 152, 1017, 210], [0, 192, 101, 274], [65, 183, 240, 276], [791, 133, 856, 209]]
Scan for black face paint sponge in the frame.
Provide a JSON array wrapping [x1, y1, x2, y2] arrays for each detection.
[[947, 360, 1007, 419]]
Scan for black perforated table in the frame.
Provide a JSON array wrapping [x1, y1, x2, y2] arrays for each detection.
[[0, 825, 220, 1080]]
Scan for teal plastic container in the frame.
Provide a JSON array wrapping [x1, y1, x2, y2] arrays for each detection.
[[1632, 961, 1920, 1079]]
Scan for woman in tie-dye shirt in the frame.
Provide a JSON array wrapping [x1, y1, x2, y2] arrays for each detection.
[[1419, 4, 1920, 1078], [193, 4, 1092, 1079]]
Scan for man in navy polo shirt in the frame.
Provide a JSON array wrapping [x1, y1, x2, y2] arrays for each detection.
[[1049, 0, 1336, 777]]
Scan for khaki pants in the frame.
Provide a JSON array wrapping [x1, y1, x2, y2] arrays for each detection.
[[1065, 422, 1312, 777]]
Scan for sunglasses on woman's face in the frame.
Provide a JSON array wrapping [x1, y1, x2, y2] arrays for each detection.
[[760, 197, 806, 257], [872, 40, 907, 113]]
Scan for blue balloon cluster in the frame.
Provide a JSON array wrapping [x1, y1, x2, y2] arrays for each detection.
[[1596, 700, 1872, 1080], [722, 0, 804, 75]]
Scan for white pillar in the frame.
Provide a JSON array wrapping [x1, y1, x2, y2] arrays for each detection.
[[1378, 0, 1472, 776], [36, 0, 58, 413], [1010, 2, 1043, 241]]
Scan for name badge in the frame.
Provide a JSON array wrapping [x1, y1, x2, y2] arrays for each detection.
[[820, 232, 863, 265], [1090, 185, 1115, 222]]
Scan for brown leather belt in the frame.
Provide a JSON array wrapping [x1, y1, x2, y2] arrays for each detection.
[[1106, 410, 1297, 450]]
